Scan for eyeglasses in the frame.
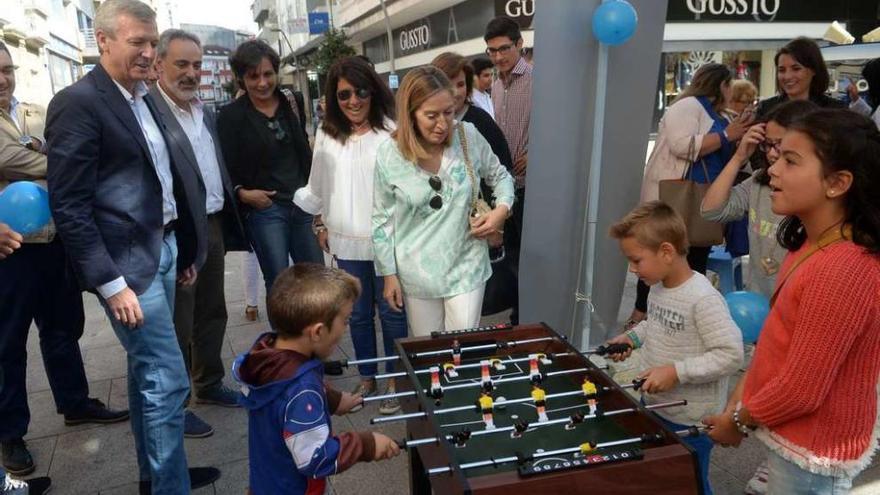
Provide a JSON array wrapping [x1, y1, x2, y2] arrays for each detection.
[[758, 139, 781, 155], [486, 44, 515, 56], [266, 119, 287, 142], [337, 88, 372, 101], [428, 175, 442, 210]]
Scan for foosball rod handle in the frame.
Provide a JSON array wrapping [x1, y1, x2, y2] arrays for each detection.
[[590, 343, 633, 356], [676, 425, 712, 438]]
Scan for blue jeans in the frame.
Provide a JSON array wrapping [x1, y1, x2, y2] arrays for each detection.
[[656, 413, 714, 495], [101, 233, 190, 492], [766, 450, 853, 494], [336, 259, 408, 377], [246, 202, 323, 293]]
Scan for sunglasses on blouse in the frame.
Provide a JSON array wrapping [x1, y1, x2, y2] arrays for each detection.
[[266, 120, 287, 142], [429, 175, 442, 210], [337, 88, 372, 101]]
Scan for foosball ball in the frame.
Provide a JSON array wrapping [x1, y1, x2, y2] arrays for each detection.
[[344, 323, 704, 494]]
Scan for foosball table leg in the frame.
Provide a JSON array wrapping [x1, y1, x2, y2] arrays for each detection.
[[409, 443, 432, 495]]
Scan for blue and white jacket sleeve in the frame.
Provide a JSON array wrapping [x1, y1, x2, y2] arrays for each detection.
[[281, 385, 375, 477]]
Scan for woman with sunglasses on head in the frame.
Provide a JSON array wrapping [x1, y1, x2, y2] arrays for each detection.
[[372, 67, 514, 337], [632, 63, 753, 330], [218, 40, 323, 294], [294, 57, 406, 415], [755, 37, 845, 119], [704, 108, 880, 494]]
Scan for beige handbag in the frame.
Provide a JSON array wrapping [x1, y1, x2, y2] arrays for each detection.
[[458, 124, 503, 247], [658, 137, 724, 247]]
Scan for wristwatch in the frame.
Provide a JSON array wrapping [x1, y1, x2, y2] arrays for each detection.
[[18, 135, 36, 151]]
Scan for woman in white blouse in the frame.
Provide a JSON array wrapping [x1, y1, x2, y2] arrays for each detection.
[[294, 57, 407, 415]]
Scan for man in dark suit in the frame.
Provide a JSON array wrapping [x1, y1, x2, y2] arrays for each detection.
[[45, 0, 218, 491], [150, 29, 246, 437]]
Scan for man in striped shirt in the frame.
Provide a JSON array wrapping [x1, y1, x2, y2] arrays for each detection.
[[485, 16, 532, 324]]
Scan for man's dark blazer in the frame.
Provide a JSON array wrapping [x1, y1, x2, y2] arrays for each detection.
[[45, 63, 207, 296], [149, 84, 247, 252]]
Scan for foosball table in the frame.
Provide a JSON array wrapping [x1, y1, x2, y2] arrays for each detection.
[[348, 323, 704, 494]]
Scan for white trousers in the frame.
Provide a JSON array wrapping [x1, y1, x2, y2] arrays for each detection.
[[404, 285, 485, 337], [242, 251, 262, 307]]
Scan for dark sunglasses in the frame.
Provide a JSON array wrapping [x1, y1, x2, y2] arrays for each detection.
[[429, 175, 442, 210], [337, 88, 372, 102], [266, 120, 287, 142]]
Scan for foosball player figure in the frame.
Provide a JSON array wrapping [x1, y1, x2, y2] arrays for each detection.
[[531, 385, 549, 422], [479, 392, 496, 429], [565, 411, 586, 431], [452, 339, 462, 366], [582, 378, 599, 415], [511, 419, 530, 439], [480, 360, 492, 389], [429, 366, 444, 404], [443, 362, 459, 378], [490, 358, 506, 371], [528, 354, 543, 384], [575, 441, 596, 459]]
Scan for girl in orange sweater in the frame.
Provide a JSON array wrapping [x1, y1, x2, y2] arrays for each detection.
[[704, 109, 880, 493]]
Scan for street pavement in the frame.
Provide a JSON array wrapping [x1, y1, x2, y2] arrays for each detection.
[[13, 253, 880, 494]]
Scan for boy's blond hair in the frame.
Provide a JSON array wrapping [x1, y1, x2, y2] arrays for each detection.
[[609, 201, 689, 255], [268, 263, 361, 338]]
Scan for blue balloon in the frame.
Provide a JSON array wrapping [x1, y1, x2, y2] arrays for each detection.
[[0, 181, 51, 235], [724, 291, 770, 344], [592, 0, 639, 46]]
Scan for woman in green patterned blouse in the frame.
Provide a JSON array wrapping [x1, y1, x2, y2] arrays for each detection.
[[372, 67, 515, 336]]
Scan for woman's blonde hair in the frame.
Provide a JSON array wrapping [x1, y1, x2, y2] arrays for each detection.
[[730, 79, 757, 106], [393, 66, 455, 162]]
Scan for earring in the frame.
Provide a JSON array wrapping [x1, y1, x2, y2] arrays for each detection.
[[828, 190, 836, 197]]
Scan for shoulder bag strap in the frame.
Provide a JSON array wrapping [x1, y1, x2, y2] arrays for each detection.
[[458, 123, 479, 212], [769, 225, 851, 306], [681, 135, 697, 180]]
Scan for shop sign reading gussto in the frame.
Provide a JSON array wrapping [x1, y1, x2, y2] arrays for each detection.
[[399, 24, 431, 53], [685, 0, 780, 16]]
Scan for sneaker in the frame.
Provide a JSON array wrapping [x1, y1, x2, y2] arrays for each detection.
[[184, 410, 214, 438], [1, 439, 34, 476], [348, 379, 377, 413], [139, 466, 220, 494], [244, 305, 259, 322], [195, 385, 241, 408], [745, 460, 770, 495], [64, 398, 129, 426], [378, 396, 401, 415], [2, 475, 52, 495]]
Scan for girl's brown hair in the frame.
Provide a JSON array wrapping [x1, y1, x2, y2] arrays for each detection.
[[393, 66, 455, 162]]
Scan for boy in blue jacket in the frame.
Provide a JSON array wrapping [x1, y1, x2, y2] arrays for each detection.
[[234, 263, 401, 494]]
